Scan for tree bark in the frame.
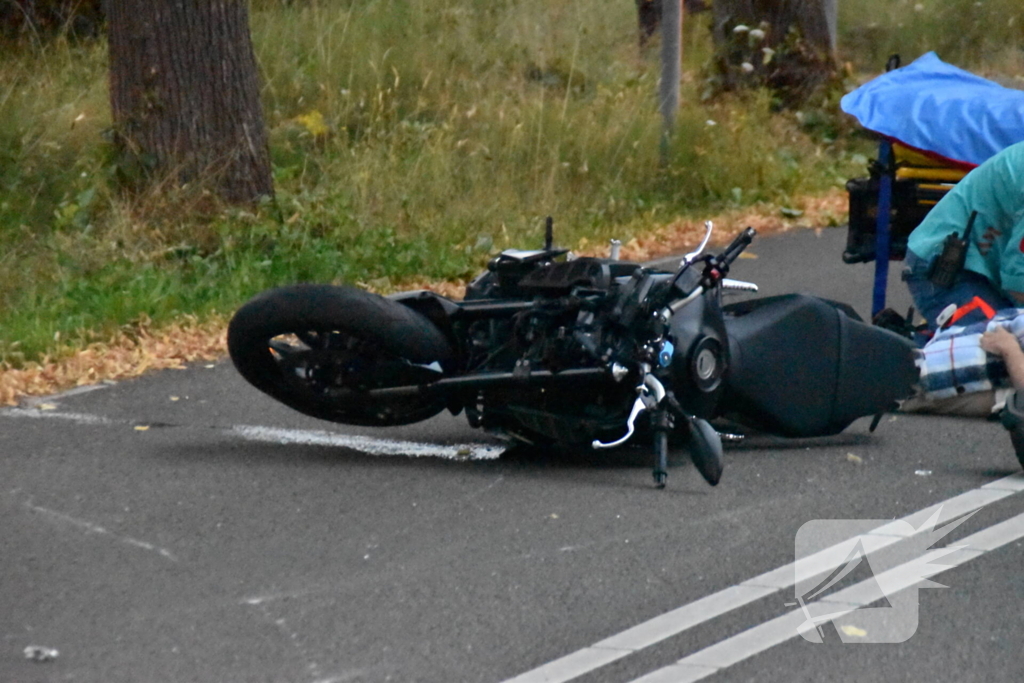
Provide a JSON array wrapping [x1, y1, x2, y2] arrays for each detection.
[[710, 0, 837, 106], [106, 0, 272, 203], [636, 0, 706, 49], [636, 0, 661, 48], [711, 0, 834, 53]]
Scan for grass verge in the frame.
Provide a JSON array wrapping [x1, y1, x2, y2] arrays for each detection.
[[2, 0, 1020, 402], [0, 189, 847, 405]]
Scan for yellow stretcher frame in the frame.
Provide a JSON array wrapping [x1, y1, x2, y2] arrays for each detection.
[[891, 142, 968, 204]]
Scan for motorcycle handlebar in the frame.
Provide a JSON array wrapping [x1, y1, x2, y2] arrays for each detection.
[[718, 227, 756, 269], [662, 227, 757, 317]]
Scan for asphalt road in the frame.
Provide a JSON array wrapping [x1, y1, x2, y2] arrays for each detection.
[[2, 225, 1022, 683]]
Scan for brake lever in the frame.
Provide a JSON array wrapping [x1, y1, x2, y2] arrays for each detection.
[[593, 369, 665, 449], [592, 394, 647, 450]]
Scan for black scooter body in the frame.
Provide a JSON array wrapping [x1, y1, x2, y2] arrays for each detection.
[[720, 294, 917, 437]]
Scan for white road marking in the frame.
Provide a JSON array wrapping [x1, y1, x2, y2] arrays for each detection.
[[309, 672, 372, 683], [242, 589, 326, 606], [501, 472, 1024, 683], [0, 407, 504, 461], [26, 503, 178, 562], [22, 382, 114, 406], [3, 408, 116, 425], [230, 425, 503, 460], [629, 510, 1024, 683]]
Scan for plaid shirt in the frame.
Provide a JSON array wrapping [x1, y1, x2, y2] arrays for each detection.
[[916, 308, 1024, 400]]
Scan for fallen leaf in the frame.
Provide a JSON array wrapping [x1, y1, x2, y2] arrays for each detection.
[[169, 396, 180, 402], [846, 453, 863, 465], [738, 252, 758, 259], [840, 625, 868, 638], [914, 469, 932, 476], [24, 645, 59, 662], [550, 513, 559, 519], [0, 314, 226, 407], [37, 403, 57, 411], [134, 425, 150, 432]]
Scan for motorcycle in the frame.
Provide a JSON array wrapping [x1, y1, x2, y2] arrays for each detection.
[[227, 220, 918, 488]]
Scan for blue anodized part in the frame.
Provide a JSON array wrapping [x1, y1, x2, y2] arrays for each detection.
[[658, 339, 674, 368]]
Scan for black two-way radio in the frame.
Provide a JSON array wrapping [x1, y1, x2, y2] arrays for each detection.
[[929, 210, 979, 289]]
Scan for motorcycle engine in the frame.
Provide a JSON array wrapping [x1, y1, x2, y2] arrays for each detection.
[[467, 272, 642, 446]]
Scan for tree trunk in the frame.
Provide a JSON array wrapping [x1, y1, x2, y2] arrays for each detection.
[[636, 0, 661, 48], [636, 0, 706, 49], [710, 0, 837, 106], [106, 0, 272, 203]]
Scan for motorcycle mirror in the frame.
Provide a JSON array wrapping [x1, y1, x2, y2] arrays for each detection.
[[682, 221, 714, 266], [687, 417, 724, 486]]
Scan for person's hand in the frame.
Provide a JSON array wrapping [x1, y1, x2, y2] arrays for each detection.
[[980, 326, 1023, 358]]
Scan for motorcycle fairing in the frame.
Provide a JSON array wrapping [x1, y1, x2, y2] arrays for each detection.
[[666, 286, 730, 421]]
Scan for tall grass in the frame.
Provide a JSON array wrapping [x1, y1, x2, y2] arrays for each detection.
[[839, 0, 1024, 75], [251, 0, 852, 259], [1, 0, 1017, 366]]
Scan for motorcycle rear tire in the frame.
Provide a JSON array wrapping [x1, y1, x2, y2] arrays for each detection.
[[228, 284, 455, 426]]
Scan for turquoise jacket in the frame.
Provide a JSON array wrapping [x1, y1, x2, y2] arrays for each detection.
[[907, 139, 1024, 295]]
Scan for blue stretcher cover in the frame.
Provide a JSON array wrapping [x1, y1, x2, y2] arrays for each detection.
[[840, 52, 1024, 170]]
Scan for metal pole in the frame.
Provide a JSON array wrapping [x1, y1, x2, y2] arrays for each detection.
[[659, 0, 682, 162], [871, 139, 893, 319]]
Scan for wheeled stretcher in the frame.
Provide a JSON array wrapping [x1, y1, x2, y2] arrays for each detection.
[[840, 52, 1024, 317]]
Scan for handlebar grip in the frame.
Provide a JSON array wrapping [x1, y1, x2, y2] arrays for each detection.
[[719, 227, 756, 267], [668, 226, 757, 313]]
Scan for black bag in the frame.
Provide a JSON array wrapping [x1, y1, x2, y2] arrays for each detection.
[[842, 174, 937, 264]]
